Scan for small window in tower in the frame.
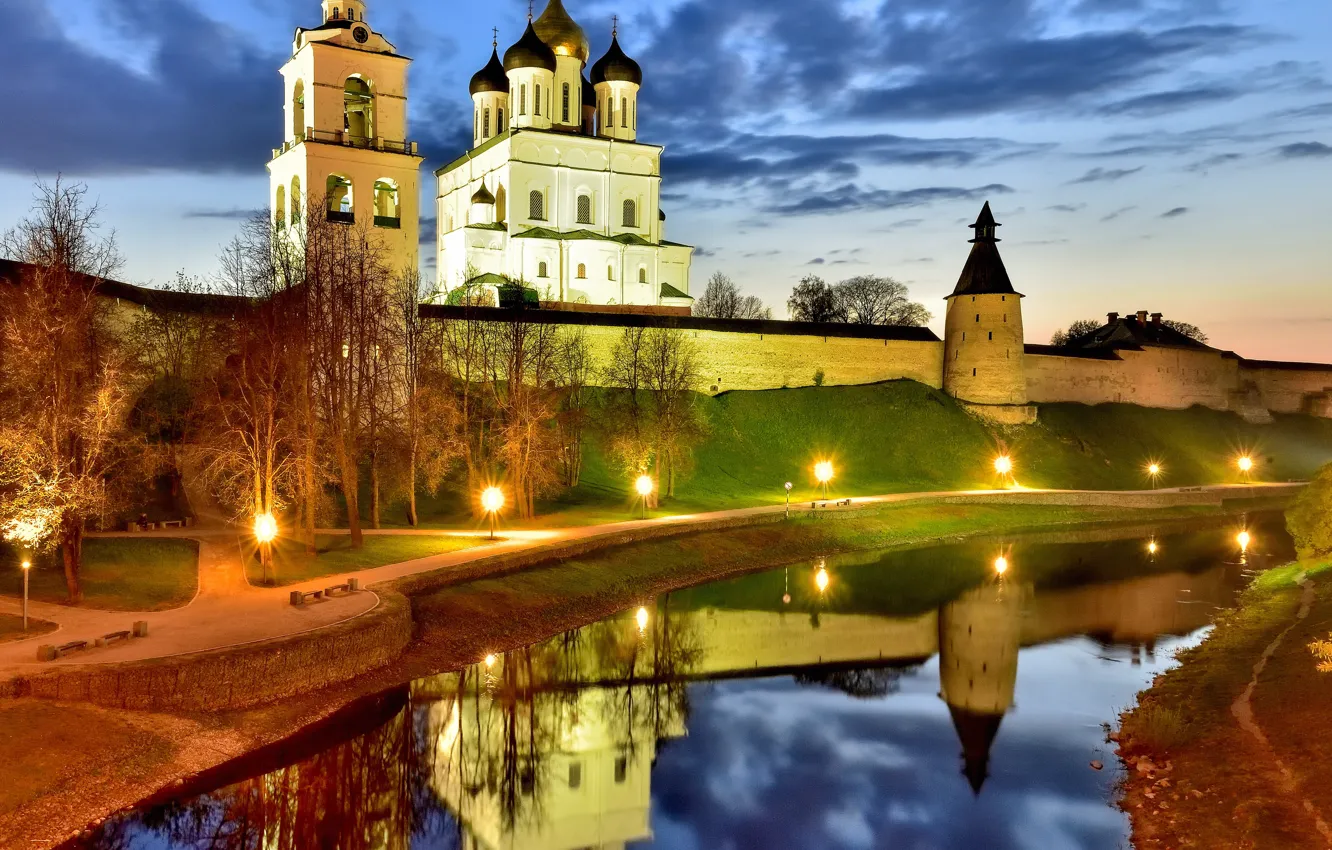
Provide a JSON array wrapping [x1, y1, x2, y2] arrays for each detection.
[[498, 108, 505, 132], [1002, 296, 1006, 301], [963, 332, 966, 341], [535, 84, 542, 116], [622, 199, 636, 227], [332, 7, 340, 19], [347, 9, 353, 20], [638, 266, 647, 283], [520, 85, 527, 116], [562, 83, 570, 123], [1003, 314, 1007, 322], [569, 763, 582, 789], [975, 314, 980, 322], [538, 261, 549, 278], [473, 109, 478, 140], [621, 97, 628, 127], [483, 108, 490, 138], [577, 263, 587, 279], [529, 190, 545, 221], [988, 331, 993, 340], [608, 265, 615, 281], [973, 368, 977, 377], [576, 194, 592, 224], [615, 757, 628, 784]]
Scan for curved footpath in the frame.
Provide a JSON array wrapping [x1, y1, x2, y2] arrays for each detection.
[[0, 483, 1295, 695]]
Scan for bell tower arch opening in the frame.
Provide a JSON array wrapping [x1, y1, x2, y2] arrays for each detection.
[[344, 76, 375, 141], [291, 80, 306, 141]]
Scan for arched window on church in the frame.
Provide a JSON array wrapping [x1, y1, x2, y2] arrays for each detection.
[[538, 261, 549, 278], [332, 7, 340, 19], [607, 265, 615, 281], [520, 84, 527, 116], [535, 84, 542, 116], [344, 77, 374, 140], [498, 108, 505, 133], [621, 98, 628, 128], [638, 266, 647, 284], [529, 190, 545, 221], [576, 263, 587, 279], [326, 174, 354, 223], [576, 194, 592, 225], [290, 176, 302, 226], [374, 179, 400, 227], [622, 199, 636, 227], [483, 108, 490, 138], [275, 185, 286, 230], [562, 83, 570, 123], [292, 80, 305, 140]]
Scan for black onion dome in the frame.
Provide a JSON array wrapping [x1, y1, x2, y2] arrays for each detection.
[[471, 183, 496, 205], [590, 35, 642, 85], [469, 48, 508, 95], [582, 75, 596, 106], [503, 22, 557, 72]]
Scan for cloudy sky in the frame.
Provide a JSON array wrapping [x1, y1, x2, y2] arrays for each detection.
[[3, 0, 1329, 359]]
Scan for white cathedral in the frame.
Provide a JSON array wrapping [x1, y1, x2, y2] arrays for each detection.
[[436, 1, 695, 310], [267, 0, 694, 312]]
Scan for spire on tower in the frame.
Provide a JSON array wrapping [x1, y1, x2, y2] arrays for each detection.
[[493, 26, 499, 49], [528, 0, 534, 21], [949, 201, 1017, 297], [612, 14, 618, 37]]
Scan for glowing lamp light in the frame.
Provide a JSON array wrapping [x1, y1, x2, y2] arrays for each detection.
[[484, 654, 497, 668], [1237, 456, 1254, 473], [994, 555, 1009, 575], [481, 487, 505, 514], [1237, 530, 1251, 551], [994, 455, 1013, 476], [815, 566, 830, 592], [1148, 463, 1162, 477], [782, 593, 792, 605], [635, 475, 655, 497], [636, 606, 649, 632], [1147, 540, 1159, 555], [21, 560, 31, 572], [814, 461, 834, 484], [253, 513, 278, 544]]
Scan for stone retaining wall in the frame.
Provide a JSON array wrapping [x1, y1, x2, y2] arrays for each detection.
[[2, 592, 413, 712]]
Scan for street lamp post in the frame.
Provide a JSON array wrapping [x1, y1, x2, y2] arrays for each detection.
[[993, 454, 1013, 487], [20, 561, 30, 631], [784, 482, 793, 518], [1237, 455, 1254, 481], [814, 461, 834, 500], [481, 487, 505, 540], [253, 513, 278, 583], [635, 475, 654, 519]]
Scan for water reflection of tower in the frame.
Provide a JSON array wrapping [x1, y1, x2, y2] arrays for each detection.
[[937, 579, 1029, 794]]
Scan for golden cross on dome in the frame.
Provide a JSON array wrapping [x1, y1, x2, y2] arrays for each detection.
[[492, 26, 499, 48], [612, 14, 618, 37], [528, 0, 534, 21]]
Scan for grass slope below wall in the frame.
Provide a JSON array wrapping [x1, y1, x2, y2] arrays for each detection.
[[403, 380, 1332, 527]]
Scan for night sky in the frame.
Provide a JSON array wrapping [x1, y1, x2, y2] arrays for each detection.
[[3, 0, 1329, 359]]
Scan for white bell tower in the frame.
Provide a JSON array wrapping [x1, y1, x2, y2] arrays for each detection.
[[268, 1, 424, 275]]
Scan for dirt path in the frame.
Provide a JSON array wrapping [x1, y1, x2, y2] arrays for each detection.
[[1230, 573, 1332, 844]]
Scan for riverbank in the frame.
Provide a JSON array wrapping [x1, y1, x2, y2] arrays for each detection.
[[1117, 558, 1332, 848], [0, 495, 1290, 849]]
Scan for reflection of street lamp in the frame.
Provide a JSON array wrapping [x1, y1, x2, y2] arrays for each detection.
[[253, 513, 278, 581], [1147, 539, 1159, 558], [481, 487, 505, 540], [636, 606, 649, 634], [20, 561, 30, 631], [785, 481, 793, 518], [484, 653, 497, 668], [635, 475, 654, 519], [814, 461, 834, 498], [1237, 530, 1251, 564], [993, 555, 1009, 576], [815, 564, 830, 593]]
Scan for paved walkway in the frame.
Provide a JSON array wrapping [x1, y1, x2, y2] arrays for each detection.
[[0, 483, 1294, 680]]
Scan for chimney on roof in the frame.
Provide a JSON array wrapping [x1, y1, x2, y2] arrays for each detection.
[[1136, 310, 1149, 324], [1107, 312, 1120, 324], [1151, 312, 1163, 327]]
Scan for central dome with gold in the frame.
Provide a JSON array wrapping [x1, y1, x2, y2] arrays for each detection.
[[532, 0, 590, 63]]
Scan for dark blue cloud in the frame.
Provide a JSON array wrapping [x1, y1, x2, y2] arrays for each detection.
[[1275, 141, 1332, 158], [1069, 166, 1145, 184], [184, 208, 264, 220], [763, 183, 1014, 216], [1048, 204, 1086, 213], [1160, 206, 1190, 217]]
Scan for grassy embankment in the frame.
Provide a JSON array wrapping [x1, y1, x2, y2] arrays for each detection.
[[0, 614, 57, 644], [411, 498, 1271, 660], [245, 534, 493, 587], [400, 381, 1332, 528], [0, 538, 199, 611], [1117, 557, 1332, 848]]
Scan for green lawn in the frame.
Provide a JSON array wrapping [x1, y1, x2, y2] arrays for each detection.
[[0, 613, 57, 644], [1, 538, 199, 611], [396, 382, 1332, 529], [247, 534, 493, 587]]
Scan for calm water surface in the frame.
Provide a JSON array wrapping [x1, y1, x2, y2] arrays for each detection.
[[72, 513, 1294, 850]]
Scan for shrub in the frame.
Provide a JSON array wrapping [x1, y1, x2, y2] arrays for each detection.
[[1122, 702, 1192, 751], [1286, 463, 1332, 559], [813, 368, 825, 387]]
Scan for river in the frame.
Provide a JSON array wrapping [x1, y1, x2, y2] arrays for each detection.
[[67, 511, 1293, 849]]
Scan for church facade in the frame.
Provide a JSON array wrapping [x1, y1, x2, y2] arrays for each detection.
[[434, 1, 695, 309]]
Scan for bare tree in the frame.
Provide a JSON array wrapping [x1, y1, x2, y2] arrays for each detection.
[[0, 178, 134, 602], [552, 329, 593, 488], [1050, 319, 1101, 346], [833, 275, 931, 326], [694, 272, 770, 320], [1163, 319, 1208, 344]]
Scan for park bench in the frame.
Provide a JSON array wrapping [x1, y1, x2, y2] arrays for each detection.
[[36, 640, 89, 662], [289, 589, 325, 606], [323, 578, 362, 597], [159, 520, 184, 529], [95, 630, 132, 648]]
